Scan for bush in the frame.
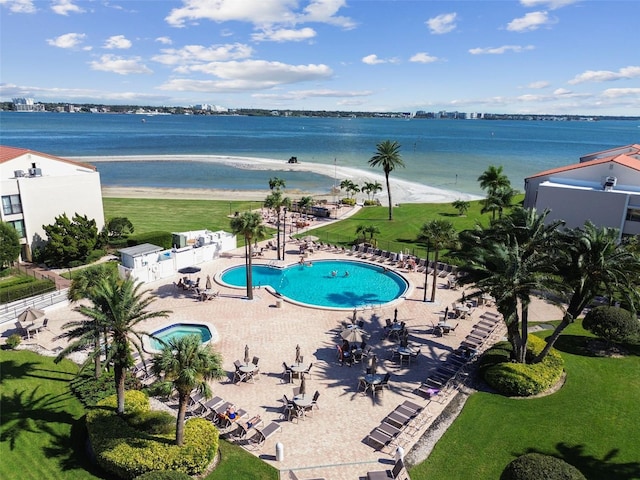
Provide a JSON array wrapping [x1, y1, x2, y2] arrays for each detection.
[[134, 471, 192, 480], [478, 341, 512, 373], [127, 410, 175, 435], [583, 306, 640, 347], [5, 333, 22, 349], [70, 370, 142, 407], [0, 277, 56, 303], [87, 391, 218, 479], [340, 198, 356, 206], [86, 248, 107, 264], [484, 336, 564, 397], [501, 453, 586, 480]]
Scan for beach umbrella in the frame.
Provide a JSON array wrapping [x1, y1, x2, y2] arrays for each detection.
[[341, 327, 365, 344], [205, 275, 212, 290], [299, 374, 307, 396], [178, 266, 201, 277], [295, 344, 301, 363], [244, 345, 250, 364], [17, 308, 45, 324]]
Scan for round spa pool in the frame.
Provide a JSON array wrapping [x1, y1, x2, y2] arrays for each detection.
[[148, 323, 214, 351], [220, 259, 408, 309]]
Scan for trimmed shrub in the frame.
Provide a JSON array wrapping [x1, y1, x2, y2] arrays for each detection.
[[340, 198, 356, 206], [87, 391, 219, 479], [0, 277, 56, 303], [478, 341, 512, 373], [501, 453, 586, 480], [583, 306, 640, 347], [70, 370, 142, 407], [484, 336, 564, 397], [134, 471, 192, 480], [5, 333, 22, 349], [127, 410, 175, 435]]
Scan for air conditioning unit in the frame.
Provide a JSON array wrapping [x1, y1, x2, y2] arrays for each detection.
[[603, 176, 617, 191], [14, 170, 25, 177], [28, 168, 42, 176]]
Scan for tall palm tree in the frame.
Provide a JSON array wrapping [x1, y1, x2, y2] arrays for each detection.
[[265, 177, 291, 260], [362, 181, 383, 202], [417, 220, 458, 303], [230, 211, 267, 300], [340, 179, 359, 200], [478, 165, 512, 220], [151, 334, 225, 446], [368, 140, 405, 220], [72, 277, 171, 414], [535, 222, 640, 362]]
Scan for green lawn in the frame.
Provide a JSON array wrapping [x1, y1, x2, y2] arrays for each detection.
[[0, 350, 278, 480], [408, 322, 640, 480]]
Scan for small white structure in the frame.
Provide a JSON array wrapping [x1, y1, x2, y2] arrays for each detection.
[[118, 230, 236, 283]]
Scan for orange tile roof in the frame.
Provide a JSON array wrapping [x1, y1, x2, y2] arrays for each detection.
[[0, 145, 97, 171], [526, 144, 640, 179]]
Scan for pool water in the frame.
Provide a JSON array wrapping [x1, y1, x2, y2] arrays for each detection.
[[150, 323, 213, 350], [220, 259, 408, 309]]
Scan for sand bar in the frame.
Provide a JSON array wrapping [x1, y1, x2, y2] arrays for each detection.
[[75, 154, 482, 204]]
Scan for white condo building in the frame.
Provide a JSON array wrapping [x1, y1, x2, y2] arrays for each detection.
[[523, 144, 640, 241], [0, 146, 105, 262]]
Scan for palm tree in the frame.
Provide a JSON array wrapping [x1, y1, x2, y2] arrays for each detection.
[[297, 196, 314, 215], [58, 264, 120, 378], [230, 211, 267, 300], [151, 334, 225, 446], [417, 220, 458, 303], [72, 277, 171, 414], [340, 179, 359, 200], [478, 165, 512, 220], [535, 222, 640, 362], [369, 140, 405, 220], [362, 181, 383, 203], [264, 177, 291, 260], [452, 199, 471, 216]]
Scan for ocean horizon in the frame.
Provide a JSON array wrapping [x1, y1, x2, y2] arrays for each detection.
[[1, 112, 638, 198]]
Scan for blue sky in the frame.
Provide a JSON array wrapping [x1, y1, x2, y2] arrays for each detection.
[[1, 0, 638, 115]]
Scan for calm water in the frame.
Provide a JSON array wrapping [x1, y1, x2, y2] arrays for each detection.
[[220, 259, 408, 309], [150, 323, 213, 350], [1, 112, 637, 195]]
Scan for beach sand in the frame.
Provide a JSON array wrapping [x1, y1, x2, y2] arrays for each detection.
[[77, 154, 482, 204]]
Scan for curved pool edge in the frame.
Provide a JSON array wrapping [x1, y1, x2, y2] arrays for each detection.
[[216, 259, 412, 311], [143, 321, 218, 355]]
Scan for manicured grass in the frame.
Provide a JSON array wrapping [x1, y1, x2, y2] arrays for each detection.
[[0, 350, 279, 480], [408, 322, 640, 480]]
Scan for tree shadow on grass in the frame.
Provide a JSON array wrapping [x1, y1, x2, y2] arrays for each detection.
[[550, 335, 597, 357], [518, 443, 640, 480]]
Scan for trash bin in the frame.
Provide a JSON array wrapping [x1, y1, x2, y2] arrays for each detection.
[[395, 446, 405, 462], [276, 299, 282, 308], [276, 442, 284, 461]]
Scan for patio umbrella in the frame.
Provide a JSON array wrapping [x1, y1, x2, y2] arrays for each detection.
[[17, 308, 45, 324], [299, 374, 307, 396], [244, 345, 250, 364], [178, 266, 201, 275], [295, 344, 301, 363], [340, 327, 365, 344], [369, 354, 377, 375], [205, 275, 212, 290]]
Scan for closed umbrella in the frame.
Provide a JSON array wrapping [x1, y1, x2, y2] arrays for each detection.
[[369, 354, 377, 375], [295, 344, 301, 363], [299, 374, 307, 396], [205, 275, 212, 290], [244, 345, 250, 364], [18, 308, 45, 324]]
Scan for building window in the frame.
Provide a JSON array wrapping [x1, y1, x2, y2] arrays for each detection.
[[626, 208, 640, 222], [8, 219, 26, 238], [2, 194, 23, 215]]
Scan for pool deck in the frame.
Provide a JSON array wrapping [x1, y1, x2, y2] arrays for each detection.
[[2, 240, 565, 479]]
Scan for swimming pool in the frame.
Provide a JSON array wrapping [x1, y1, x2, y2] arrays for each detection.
[[220, 259, 408, 309], [147, 323, 215, 352]]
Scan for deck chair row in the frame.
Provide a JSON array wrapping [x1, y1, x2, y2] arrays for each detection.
[[365, 400, 432, 454]]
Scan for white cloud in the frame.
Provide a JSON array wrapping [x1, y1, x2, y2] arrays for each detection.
[[0, 0, 36, 13], [519, 0, 580, 10], [252, 27, 317, 42], [89, 54, 153, 75], [103, 35, 132, 50], [568, 66, 640, 84], [409, 52, 439, 64], [361, 54, 400, 65], [46, 32, 87, 49], [469, 45, 534, 55], [152, 43, 253, 66], [601, 87, 640, 98], [165, 0, 354, 29], [51, 0, 84, 15], [553, 88, 572, 95], [527, 81, 550, 89], [426, 12, 457, 34], [253, 89, 372, 100], [156, 36, 173, 45], [507, 11, 554, 32]]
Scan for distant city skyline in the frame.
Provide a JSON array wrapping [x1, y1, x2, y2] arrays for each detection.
[[1, 0, 639, 116]]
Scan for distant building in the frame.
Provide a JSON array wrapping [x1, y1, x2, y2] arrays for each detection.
[[0, 146, 105, 262], [12, 98, 45, 112], [523, 144, 640, 240]]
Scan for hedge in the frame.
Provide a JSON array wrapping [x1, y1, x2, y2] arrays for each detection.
[[0, 278, 56, 303], [127, 231, 173, 250], [501, 453, 586, 480], [484, 336, 564, 397], [86, 390, 219, 479]]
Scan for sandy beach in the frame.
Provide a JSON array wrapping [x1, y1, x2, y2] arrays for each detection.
[[78, 154, 483, 204]]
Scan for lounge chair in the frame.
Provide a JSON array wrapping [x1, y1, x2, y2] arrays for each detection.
[[250, 421, 282, 449], [366, 459, 408, 480], [289, 470, 326, 480]]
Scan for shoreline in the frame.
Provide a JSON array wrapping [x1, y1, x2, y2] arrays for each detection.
[[76, 154, 483, 204]]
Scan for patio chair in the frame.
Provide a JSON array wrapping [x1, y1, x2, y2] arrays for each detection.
[[372, 373, 391, 398], [366, 458, 408, 480], [250, 421, 282, 449], [311, 390, 320, 410], [302, 363, 313, 379], [234, 415, 263, 440], [233, 361, 247, 383], [282, 362, 293, 383]]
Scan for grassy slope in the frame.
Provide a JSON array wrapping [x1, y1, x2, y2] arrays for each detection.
[[408, 322, 640, 480]]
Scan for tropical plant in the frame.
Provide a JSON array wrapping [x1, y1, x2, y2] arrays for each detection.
[[356, 224, 380, 245], [264, 177, 291, 260], [478, 166, 513, 220], [362, 181, 383, 202], [417, 220, 458, 303], [151, 334, 225, 446], [478, 165, 511, 195], [60, 277, 171, 414], [230, 211, 268, 300], [368, 140, 405, 220], [340, 179, 360, 199], [297, 196, 314, 215], [452, 199, 471, 216], [0, 221, 20, 268]]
